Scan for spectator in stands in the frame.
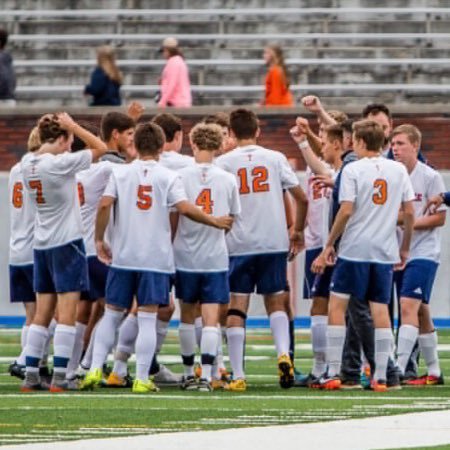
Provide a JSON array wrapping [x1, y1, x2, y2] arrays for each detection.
[[84, 45, 122, 106], [262, 45, 293, 107], [0, 29, 16, 106], [158, 37, 192, 108]]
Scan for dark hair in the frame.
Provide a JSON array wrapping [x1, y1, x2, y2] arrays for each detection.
[[100, 112, 135, 142], [202, 112, 230, 129], [0, 29, 8, 49], [362, 103, 392, 120], [352, 119, 385, 151], [324, 124, 343, 144], [37, 114, 69, 144], [229, 108, 259, 140], [341, 119, 354, 134], [151, 113, 182, 142], [134, 122, 165, 156], [165, 47, 184, 58], [72, 121, 100, 152]]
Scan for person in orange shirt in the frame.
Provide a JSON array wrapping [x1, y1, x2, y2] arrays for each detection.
[[263, 45, 294, 107]]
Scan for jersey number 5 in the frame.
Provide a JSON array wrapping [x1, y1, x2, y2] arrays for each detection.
[[237, 166, 270, 194], [12, 182, 23, 208], [196, 188, 214, 214], [372, 179, 387, 205], [137, 185, 152, 210]]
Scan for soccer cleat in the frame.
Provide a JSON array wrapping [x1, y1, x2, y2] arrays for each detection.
[[219, 368, 231, 382], [406, 373, 444, 386], [152, 364, 182, 386], [194, 362, 202, 379], [371, 379, 388, 392], [39, 366, 53, 385], [132, 378, 160, 394], [224, 378, 247, 392], [278, 353, 294, 389], [104, 372, 133, 388], [292, 371, 312, 388], [20, 381, 49, 392], [180, 375, 198, 391], [319, 375, 341, 390], [9, 361, 25, 380], [426, 374, 444, 386], [210, 379, 226, 390], [197, 378, 213, 392], [340, 379, 363, 390], [49, 380, 79, 393], [75, 364, 88, 380], [79, 368, 102, 390]]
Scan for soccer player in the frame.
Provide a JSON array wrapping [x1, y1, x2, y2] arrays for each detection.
[[216, 108, 308, 392], [391, 124, 446, 386], [81, 122, 233, 394], [202, 112, 236, 155], [20, 113, 107, 391], [174, 123, 240, 391], [312, 119, 415, 392]]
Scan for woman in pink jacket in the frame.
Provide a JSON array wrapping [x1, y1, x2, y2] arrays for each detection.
[[158, 37, 192, 108]]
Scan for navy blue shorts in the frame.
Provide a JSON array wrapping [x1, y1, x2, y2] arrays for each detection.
[[396, 259, 438, 304], [311, 265, 334, 299], [330, 258, 394, 304], [106, 267, 171, 309], [303, 247, 322, 299], [175, 270, 229, 304], [81, 256, 109, 301], [9, 264, 35, 303], [34, 239, 89, 294], [229, 252, 288, 295]]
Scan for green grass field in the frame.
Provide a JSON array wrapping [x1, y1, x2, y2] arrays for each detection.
[[0, 327, 450, 447]]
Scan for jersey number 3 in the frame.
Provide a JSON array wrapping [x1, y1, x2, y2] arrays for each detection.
[[237, 166, 270, 194], [372, 179, 387, 205], [137, 185, 152, 210]]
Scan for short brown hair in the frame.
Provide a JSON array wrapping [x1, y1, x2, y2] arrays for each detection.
[[327, 110, 348, 124], [352, 119, 385, 151], [390, 124, 422, 147], [27, 127, 41, 152], [202, 112, 230, 129], [190, 123, 223, 151], [101, 112, 135, 142], [151, 113, 182, 142], [37, 114, 69, 144], [230, 108, 258, 140], [324, 124, 344, 144], [134, 122, 165, 156]]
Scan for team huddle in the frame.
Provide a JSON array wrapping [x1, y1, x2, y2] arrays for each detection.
[[8, 98, 446, 394]]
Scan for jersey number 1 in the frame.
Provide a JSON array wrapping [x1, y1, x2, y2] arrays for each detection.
[[237, 166, 269, 194]]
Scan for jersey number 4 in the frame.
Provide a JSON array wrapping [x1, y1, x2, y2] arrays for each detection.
[[237, 166, 270, 194], [372, 179, 387, 205], [137, 185, 153, 210], [196, 188, 214, 214]]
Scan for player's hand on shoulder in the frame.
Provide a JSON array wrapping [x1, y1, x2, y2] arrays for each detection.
[[96, 240, 112, 265], [213, 215, 234, 231], [55, 112, 76, 131]]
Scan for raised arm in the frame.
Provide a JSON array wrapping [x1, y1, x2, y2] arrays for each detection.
[[302, 95, 337, 127]]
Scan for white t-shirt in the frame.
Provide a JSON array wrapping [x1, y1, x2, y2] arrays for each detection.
[[77, 161, 113, 256], [21, 150, 92, 250], [103, 159, 187, 272], [216, 144, 300, 256], [159, 151, 194, 171], [338, 156, 415, 264], [173, 162, 241, 272], [8, 162, 36, 265]]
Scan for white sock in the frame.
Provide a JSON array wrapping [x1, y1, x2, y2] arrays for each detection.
[[80, 322, 98, 369], [53, 324, 76, 376], [396, 324, 419, 376], [201, 326, 219, 381], [311, 315, 328, 377], [373, 328, 393, 382], [327, 325, 346, 378], [135, 312, 157, 382], [212, 327, 226, 379], [194, 317, 203, 349], [113, 314, 138, 377], [17, 325, 30, 366], [156, 319, 170, 354], [179, 322, 196, 377], [42, 318, 57, 367], [91, 308, 123, 371], [269, 311, 290, 356], [25, 325, 48, 374], [66, 322, 87, 379], [218, 326, 227, 369], [419, 331, 441, 377], [226, 327, 245, 379]]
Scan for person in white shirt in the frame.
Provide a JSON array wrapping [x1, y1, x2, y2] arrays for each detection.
[[216, 108, 308, 392], [20, 113, 107, 392], [391, 124, 446, 386], [81, 122, 233, 394], [312, 119, 415, 392]]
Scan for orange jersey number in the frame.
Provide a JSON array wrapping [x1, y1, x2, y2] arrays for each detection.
[[196, 188, 214, 214], [137, 185, 152, 210], [12, 182, 23, 208], [372, 179, 387, 205], [238, 166, 270, 195], [77, 182, 85, 206], [29, 180, 46, 204]]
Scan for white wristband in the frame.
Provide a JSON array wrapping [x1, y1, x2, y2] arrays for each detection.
[[298, 140, 309, 151]]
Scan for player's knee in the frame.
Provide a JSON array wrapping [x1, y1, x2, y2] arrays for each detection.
[[227, 308, 247, 327]]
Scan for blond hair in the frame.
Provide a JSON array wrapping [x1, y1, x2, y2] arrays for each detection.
[[27, 126, 41, 152], [190, 123, 223, 151], [391, 124, 422, 147], [97, 45, 123, 84], [327, 110, 348, 124]]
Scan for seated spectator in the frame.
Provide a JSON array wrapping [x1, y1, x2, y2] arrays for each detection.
[[0, 29, 16, 106]]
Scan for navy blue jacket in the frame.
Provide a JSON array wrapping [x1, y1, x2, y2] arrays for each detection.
[[85, 67, 121, 106]]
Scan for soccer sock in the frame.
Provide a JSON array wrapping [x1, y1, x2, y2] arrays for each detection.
[[396, 324, 419, 376], [373, 328, 393, 382], [156, 319, 170, 354], [226, 327, 246, 379], [418, 331, 441, 377], [80, 322, 98, 369], [179, 323, 196, 377], [219, 326, 227, 370], [66, 322, 87, 380], [201, 326, 219, 381], [135, 311, 157, 382], [113, 314, 138, 377], [16, 325, 30, 366], [269, 311, 290, 356], [41, 318, 57, 367], [326, 325, 346, 378], [311, 315, 328, 377], [194, 317, 203, 349], [289, 319, 295, 363], [25, 325, 49, 375], [91, 308, 123, 371], [53, 324, 76, 378]]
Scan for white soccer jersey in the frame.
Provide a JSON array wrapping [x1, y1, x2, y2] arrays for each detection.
[[216, 144, 299, 256], [338, 156, 415, 264], [8, 162, 36, 265], [159, 150, 194, 171], [103, 159, 187, 272], [77, 161, 113, 256], [173, 162, 241, 272], [21, 150, 92, 249]]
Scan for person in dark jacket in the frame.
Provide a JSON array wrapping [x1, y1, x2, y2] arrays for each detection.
[[85, 46, 122, 106], [0, 29, 16, 105]]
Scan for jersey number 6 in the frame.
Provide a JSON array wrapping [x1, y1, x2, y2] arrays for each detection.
[[372, 178, 387, 205]]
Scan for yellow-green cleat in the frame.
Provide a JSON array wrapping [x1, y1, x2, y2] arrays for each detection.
[[79, 368, 102, 391], [132, 378, 160, 394]]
